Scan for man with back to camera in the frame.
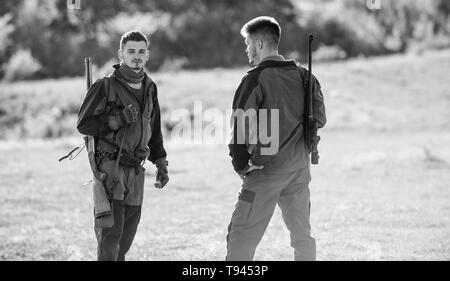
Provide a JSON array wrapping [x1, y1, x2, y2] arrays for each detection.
[[227, 16, 326, 260], [77, 31, 169, 261]]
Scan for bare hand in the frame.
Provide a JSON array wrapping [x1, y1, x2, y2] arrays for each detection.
[[238, 164, 264, 179]]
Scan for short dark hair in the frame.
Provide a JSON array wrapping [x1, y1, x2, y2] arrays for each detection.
[[240, 16, 281, 48], [120, 30, 149, 49]]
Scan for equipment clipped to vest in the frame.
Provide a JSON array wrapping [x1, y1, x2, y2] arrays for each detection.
[[108, 104, 139, 131], [96, 139, 149, 170]]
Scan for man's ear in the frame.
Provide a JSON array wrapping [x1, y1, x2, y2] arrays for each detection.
[[118, 49, 123, 61], [257, 39, 263, 49]]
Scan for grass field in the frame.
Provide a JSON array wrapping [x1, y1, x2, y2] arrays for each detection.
[[0, 50, 450, 260]]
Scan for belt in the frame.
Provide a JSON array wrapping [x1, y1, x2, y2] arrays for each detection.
[[96, 140, 144, 168]]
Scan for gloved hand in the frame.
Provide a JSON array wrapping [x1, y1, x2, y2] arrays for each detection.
[[108, 104, 138, 131], [237, 164, 264, 179], [121, 104, 138, 125], [154, 158, 169, 189]]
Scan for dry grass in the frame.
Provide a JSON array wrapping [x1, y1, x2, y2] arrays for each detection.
[[0, 50, 450, 260]]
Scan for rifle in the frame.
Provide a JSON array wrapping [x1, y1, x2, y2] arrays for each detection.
[[84, 58, 106, 181], [305, 34, 321, 164], [84, 58, 113, 228]]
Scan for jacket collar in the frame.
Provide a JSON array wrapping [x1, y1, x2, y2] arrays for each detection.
[[260, 54, 285, 62], [248, 55, 297, 73]]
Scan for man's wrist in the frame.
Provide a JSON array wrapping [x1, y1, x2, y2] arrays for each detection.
[[237, 164, 250, 175], [154, 158, 168, 168]]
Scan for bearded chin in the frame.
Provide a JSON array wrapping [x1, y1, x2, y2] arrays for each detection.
[[132, 64, 142, 71], [249, 56, 257, 66], [250, 50, 258, 66]]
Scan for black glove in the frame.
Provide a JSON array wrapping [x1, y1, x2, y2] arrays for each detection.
[[154, 158, 169, 189], [108, 104, 138, 131], [120, 104, 138, 125]]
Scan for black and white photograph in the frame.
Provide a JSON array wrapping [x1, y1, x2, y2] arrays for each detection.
[[0, 0, 449, 264]]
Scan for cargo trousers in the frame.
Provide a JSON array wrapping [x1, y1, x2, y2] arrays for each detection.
[[94, 156, 146, 261], [95, 200, 142, 261], [226, 167, 316, 261]]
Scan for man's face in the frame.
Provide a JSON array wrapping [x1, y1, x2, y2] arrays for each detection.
[[118, 40, 149, 71], [245, 35, 260, 66]]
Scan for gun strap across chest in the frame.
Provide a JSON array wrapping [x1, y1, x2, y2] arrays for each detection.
[[111, 132, 125, 189]]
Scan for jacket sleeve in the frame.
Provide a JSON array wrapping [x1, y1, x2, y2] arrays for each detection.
[[311, 75, 327, 128], [76, 79, 113, 136], [229, 73, 262, 172], [147, 83, 167, 163]]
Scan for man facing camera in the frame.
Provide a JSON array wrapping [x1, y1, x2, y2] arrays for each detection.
[[77, 31, 169, 261]]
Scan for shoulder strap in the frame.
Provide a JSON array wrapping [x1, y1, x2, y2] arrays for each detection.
[[104, 76, 131, 107], [103, 76, 125, 114], [103, 76, 116, 103]]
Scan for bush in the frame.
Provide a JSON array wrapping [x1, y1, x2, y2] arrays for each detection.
[[159, 57, 189, 72], [301, 0, 450, 59], [3, 49, 42, 82], [95, 58, 119, 79], [303, 4, 389, 58], [313, 45, 347, 62], [408, 32, 450, 54], [0, 13, 14, 78], [0, 13, 14, 58], [2, 0, 449, 77]]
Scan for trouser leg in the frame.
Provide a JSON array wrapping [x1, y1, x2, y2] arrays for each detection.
[[226, 183, 281, 261], [278, 168, 316, 261], [117, 205, 142, 261], [95, 200, 125, 261]]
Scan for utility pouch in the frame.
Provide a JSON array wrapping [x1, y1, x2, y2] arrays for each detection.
[[119, 153, 143, 167]]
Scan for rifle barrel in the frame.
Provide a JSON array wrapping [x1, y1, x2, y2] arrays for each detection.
[[307, 34, 313, 119], [85, 57, 92, 90]]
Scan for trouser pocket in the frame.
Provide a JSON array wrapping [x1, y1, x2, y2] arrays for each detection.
[[231, 189, 256, 226]]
